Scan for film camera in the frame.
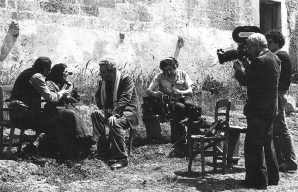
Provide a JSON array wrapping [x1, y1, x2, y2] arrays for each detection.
[[217, 26, 262, 64]]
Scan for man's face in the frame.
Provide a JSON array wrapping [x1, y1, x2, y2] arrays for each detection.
[[100, 65, 116, 82], [162, 65, 175, 78], [266, 38, 279, 53], [62, 68, 69, 81], [246, 40, 259, 59]]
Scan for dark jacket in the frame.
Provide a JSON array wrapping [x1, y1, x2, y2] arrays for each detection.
[[95, 73, 139, 129], [235, 50, 281, 119], [276, 51, 292, 92], [9, 68, 41, 111]]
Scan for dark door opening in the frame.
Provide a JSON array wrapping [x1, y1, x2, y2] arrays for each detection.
[[260, 0, 281, 34]]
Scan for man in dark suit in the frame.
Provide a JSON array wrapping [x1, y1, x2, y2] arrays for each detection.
[[233, 33, 280, 189]]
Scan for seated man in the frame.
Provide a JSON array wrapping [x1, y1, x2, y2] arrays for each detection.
[[146, 56, 195, 145], [91, 57, 139, 170], [8, 57, 69, 159]]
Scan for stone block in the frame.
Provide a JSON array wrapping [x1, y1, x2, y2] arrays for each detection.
[[40, 0, 79, 15], [81, 0, 98, 7], [17, 0, 40, 11], [136, 3, 153, 22], [98, 0, 115, 8], [36, 13, 54, 24], [0, 0, 5, 8], [0, 10, 13, 22], [8, 0, 16, 9], [81, 6, 99, 17], [58, 16, 85, 28], [11, 11, 35, 21]]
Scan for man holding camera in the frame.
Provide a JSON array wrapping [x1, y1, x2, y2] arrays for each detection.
[[265, 30, 297, 172], [233, 33, 280, 189]]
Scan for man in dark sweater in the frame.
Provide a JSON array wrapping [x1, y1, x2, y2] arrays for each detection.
[[233, 33, 280, 189], [8, 57, 69, 161], [265, 30, 297, 172]]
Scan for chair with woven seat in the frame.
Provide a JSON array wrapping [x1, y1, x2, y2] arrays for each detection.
[[188, 99, 231, 176], [0, 86, 37, 159]]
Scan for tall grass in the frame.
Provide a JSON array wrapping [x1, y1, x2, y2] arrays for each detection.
[[0, 62, 245, 116]]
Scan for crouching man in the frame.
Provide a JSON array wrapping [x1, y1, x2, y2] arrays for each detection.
[[90, 58, 139, 170]]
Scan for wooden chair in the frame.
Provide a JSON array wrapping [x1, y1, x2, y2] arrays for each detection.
[[127, 127, 134, 156], [0, 86, 37, 159], [188, 99, 231, 176], [141, 96, 171, 143]]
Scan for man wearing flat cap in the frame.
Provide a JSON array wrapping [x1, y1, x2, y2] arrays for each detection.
[[90, 57, 139, 170]]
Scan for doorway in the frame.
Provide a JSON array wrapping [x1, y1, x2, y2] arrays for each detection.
[[259, 0, 281, 34]]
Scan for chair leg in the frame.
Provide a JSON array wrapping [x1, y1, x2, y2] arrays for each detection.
[[188, 137, 194, 173], [128, 127, 133, 156], [213, 141, 217, 173], [18, 128, 25, 156], [222, 140, 227, 175], [200, 137, 205, 177], [0, 125, 3, 158], [7, 126, 16, 159]]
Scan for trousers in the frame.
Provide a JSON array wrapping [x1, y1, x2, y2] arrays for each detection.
[[244, 117, 279, 185], [273, 91, 297, 168], [170, 98, 195, 144], [91, 110, 130, 159]]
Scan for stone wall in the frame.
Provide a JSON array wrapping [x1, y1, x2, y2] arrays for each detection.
[[286, 0, 298, 73], [0, 0, 260, 85]]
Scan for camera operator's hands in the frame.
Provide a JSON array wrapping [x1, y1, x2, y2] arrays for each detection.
[[172, 88, 184, 98], [233, 60, 242, 71]]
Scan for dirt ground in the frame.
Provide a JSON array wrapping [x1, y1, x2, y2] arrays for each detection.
[[1, 111, 298, 192]]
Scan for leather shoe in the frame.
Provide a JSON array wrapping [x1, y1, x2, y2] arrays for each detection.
[[110, 159, 128, 170], [240, 180, 267, 190], [268, 182, 278, 186], [279, 163, 297, 173]]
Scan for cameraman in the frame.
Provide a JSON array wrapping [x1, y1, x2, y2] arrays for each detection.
[[233, 33, 280, 189], [265, 30, 297, 172]]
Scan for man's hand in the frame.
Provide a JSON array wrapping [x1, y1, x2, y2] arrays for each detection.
[[60, 89, 70, 98], [172, 88, 184, 98], [108, 115, 117, 127], [233, 60, 242, 71]]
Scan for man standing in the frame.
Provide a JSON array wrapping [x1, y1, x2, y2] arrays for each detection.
[[233, 33, 280, 189], [91, 58, 139, 170], [265, 30, 297, 172]]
